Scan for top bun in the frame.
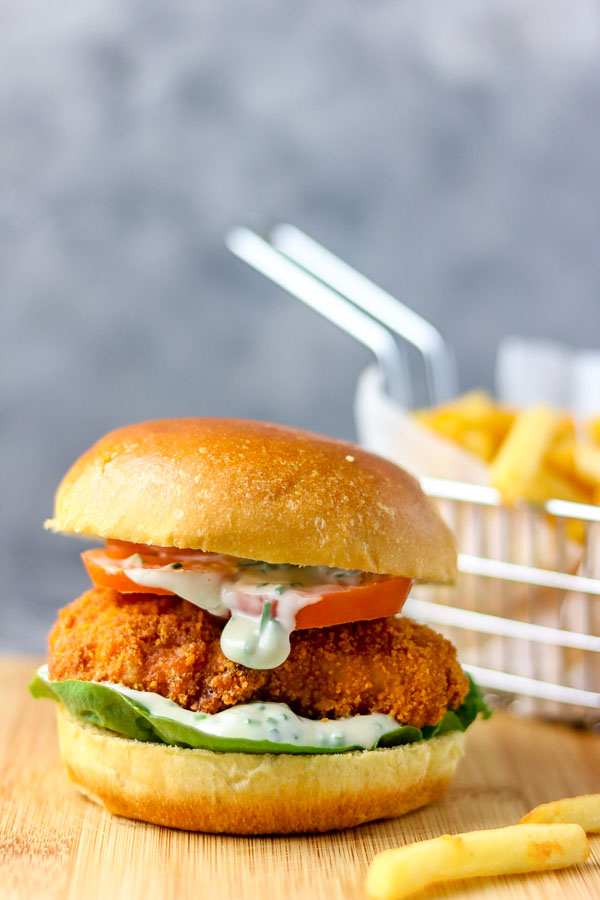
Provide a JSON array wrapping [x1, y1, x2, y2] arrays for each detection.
[[46, 418, 456, 582]]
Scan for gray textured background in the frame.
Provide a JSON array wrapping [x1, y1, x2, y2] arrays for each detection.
[[3, 0, 600, 652]]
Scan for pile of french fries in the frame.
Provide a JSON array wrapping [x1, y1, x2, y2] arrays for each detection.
[[415, 391, 600, 508], [366, 794, 599, 900]]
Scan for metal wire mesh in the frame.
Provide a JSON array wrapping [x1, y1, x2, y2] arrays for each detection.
[[405, 477, 600, 727]]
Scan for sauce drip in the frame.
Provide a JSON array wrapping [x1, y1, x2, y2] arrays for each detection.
[[112, 554, 367, 671]]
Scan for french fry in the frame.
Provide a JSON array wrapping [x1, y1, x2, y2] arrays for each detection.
[[414, 409, 464, 443], [520, 795, 600, 833], [365, 824, 589, 900], [450, 389, 496, 412], [414, 395, 600, 510], [455, 391, 516, 437], [457, 428, 498, 462], [525, 466, 591, 506], [490, 407, 562, 504], [574, 443, 600, 490], [415, 392, 514, 463], [545, 438, 577, 481], [588, 417, 600, 445], [554, 414, 576, 444]]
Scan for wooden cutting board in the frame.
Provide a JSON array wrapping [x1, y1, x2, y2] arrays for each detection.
[[1, 657, 598, 900]]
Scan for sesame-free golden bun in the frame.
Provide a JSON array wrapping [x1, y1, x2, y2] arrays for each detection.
[[46, 418, 456, 582], [57, 707, 465, 834]]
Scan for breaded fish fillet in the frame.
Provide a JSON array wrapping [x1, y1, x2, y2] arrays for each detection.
[[48, 588, 469, 728]]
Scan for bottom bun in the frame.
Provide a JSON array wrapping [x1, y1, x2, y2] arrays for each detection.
[[57, 706, 465, 834]]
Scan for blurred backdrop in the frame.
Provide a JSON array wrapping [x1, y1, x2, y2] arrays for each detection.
[[3, 0, 600, 651]]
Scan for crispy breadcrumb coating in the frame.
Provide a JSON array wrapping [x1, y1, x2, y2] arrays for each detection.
[[48, 588, 469, 727]]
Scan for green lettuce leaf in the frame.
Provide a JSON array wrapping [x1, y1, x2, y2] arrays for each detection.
[[30, 668, 491, 755]]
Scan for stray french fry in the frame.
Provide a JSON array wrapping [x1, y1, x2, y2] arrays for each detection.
[[490, 407, 561, 504], [365, 824, 589, 900], [520, 794, 600, 833]]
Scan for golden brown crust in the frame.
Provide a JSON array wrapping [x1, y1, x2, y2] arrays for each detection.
[[57, 706, 465, 834], [48, 588, 469, 725], [45, 418, 456, 582]]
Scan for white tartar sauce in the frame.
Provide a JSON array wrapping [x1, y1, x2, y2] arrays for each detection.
[[97, 675, 399, 750], [109, 553, 369, 671]]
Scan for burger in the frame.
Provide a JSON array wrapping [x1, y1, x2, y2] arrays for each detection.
[[31, 418, 489, 834]]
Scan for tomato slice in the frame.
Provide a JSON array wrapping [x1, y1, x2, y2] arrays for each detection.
[[82, 541, 235, 595], [82, 540, 411, 629], [84, 554, 173, 595], [293, 577, 411, 629]]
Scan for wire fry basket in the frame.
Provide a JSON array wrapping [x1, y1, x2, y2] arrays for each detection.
[[408, 480, 600, 726], [227, 223, 600, 726]]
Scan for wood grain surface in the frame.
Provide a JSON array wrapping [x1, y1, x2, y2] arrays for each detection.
[[1, 657, 599, 900]]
